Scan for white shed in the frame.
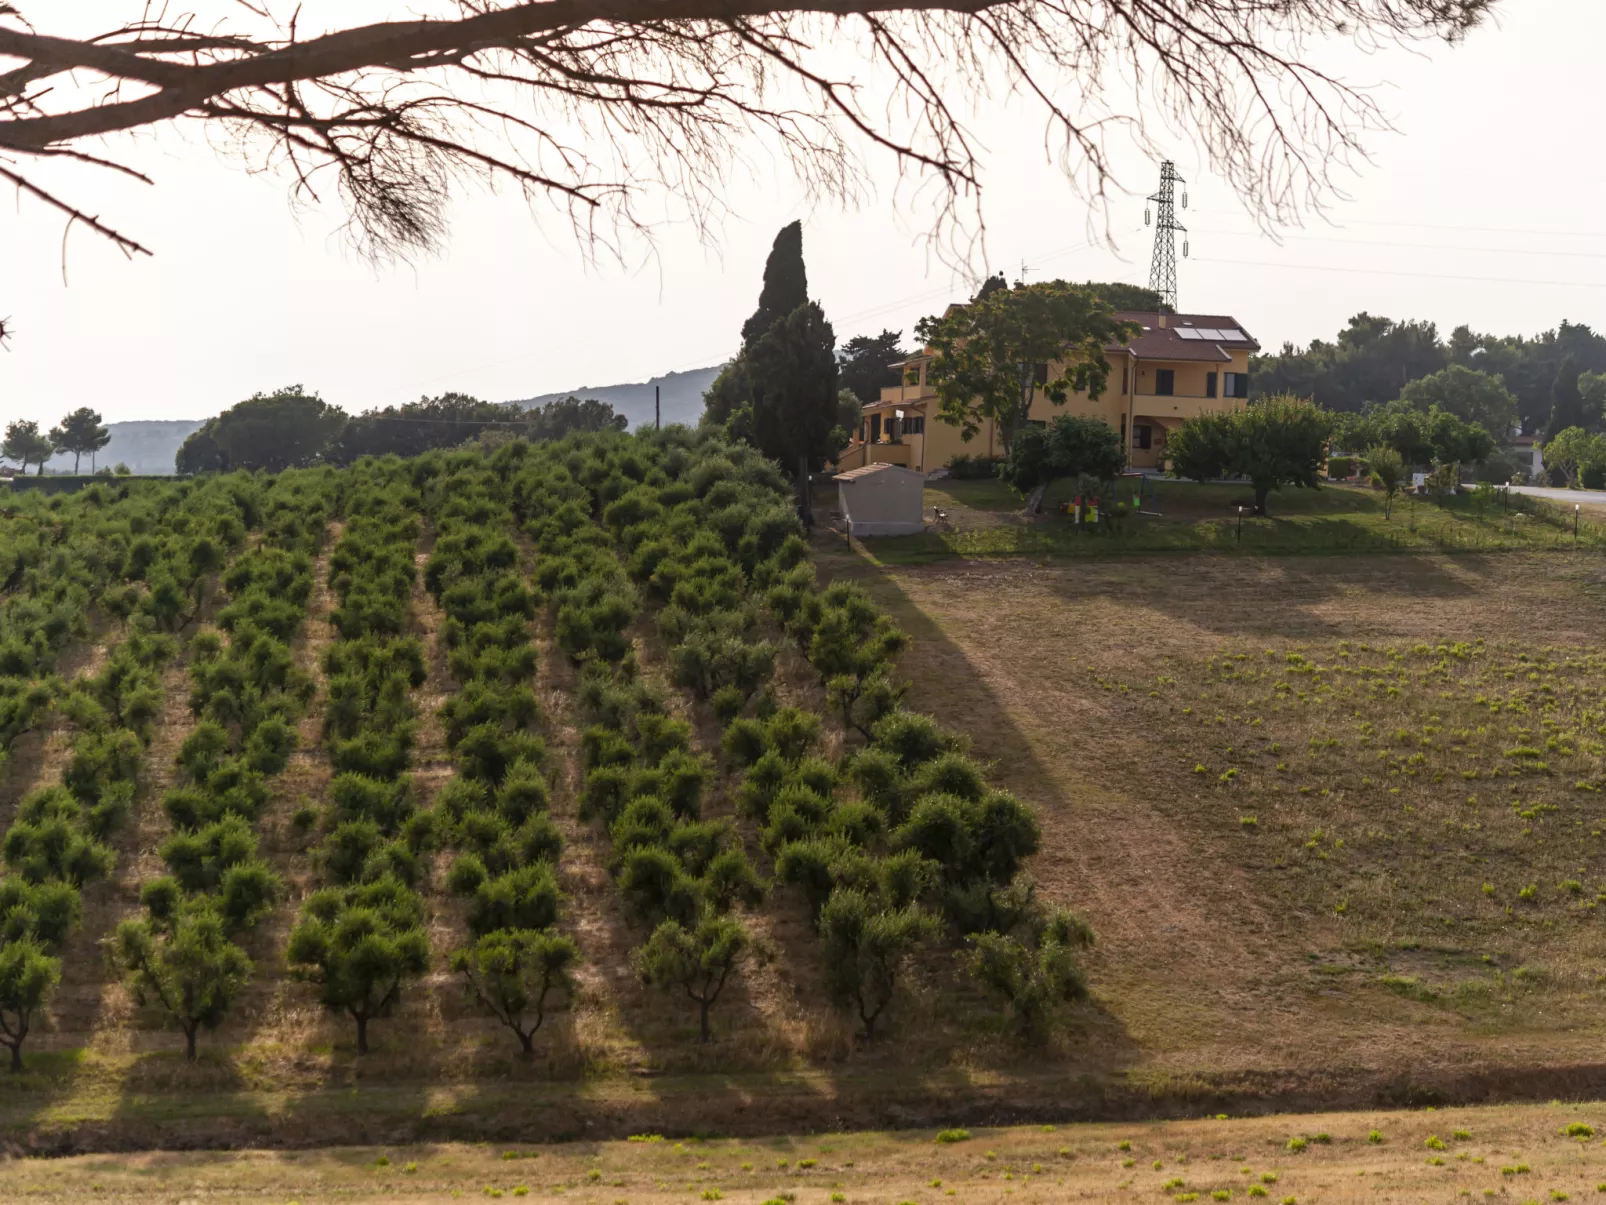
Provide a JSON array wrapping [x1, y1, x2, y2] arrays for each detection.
[[833, 463, 927, 537]]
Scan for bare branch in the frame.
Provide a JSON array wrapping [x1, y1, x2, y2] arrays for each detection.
[[0, 0, 1494, 273]]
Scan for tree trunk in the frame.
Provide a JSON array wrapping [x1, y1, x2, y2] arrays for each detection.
[[796, 453, 812, 528], [518, 1029, 534, 1058], [1253, 483, 1270, 515], [73, 450, 81, 473], [7, 1042, 20, 1073], [184, 1025, 197, 1061], [699, 997, 711, 1044], [35, 461, 43, 476], [1024, 484, 1047, 516], [356, 1015, 369, 1055]]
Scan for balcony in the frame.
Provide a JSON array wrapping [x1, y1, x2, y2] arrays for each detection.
[[1132, 392, 1246, 418]]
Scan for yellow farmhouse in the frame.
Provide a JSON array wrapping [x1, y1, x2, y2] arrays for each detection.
[[835, 310, 1260, 473]]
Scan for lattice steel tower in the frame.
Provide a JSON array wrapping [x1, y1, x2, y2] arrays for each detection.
[[1145, 161, 1189, 310]]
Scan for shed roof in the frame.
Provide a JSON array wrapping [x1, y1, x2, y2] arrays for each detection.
[[833, 462, 925, 482]]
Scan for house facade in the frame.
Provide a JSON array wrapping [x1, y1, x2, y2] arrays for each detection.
[[835, 311, 1260, 473]]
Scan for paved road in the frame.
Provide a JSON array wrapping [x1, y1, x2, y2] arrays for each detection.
[[1511, 484, 1606, 506]]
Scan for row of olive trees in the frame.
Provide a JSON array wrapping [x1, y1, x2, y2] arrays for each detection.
[[533, 427, 1094, 1045], [420, 449, 579, 1055], [0, 476, 262, 1071], [283, 463, 435, 1055], [2, 410, 112, 475], [109, 474, 334, 1060]]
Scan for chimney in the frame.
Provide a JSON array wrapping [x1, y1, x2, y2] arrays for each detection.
[[1157, 312, 1168, 328]]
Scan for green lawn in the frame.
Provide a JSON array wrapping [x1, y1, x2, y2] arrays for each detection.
[[870, 479, 1601, 563]]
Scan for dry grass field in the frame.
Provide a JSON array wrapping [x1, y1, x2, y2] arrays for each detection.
[[822, 544, 1606, 1092], [10, 1101, 1606, 1203], [877, 480, 1606, 562]]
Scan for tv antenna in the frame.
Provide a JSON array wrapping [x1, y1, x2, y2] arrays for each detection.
[[1144, 161, 1188, 310]]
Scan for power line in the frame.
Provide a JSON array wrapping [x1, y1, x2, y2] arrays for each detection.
[[1191, 255, 1606, 290], [1192, 210, 1606, 241], [1193, 227, 1606, 261]]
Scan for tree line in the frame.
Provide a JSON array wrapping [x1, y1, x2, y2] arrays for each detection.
[[1252, 312, 1606, 440], [2, 409, 113, 475], [173, 392, 630, 475]]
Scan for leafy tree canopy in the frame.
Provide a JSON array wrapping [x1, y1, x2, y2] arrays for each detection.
[[451, 928, 578, 1056], [1335, 399, 1495, 469], [999, 413, 1125, 497], [177, 386, 347, 474], [1543, 355, 1585, 445], [1398, 365, 1517, 437], [1078, 281, 1166, 312], [50, 408, 112, 473], [113, 902, 252, 1061], [634, 908, 747, 1043], [0, 938, 58, 1072], [1256, 314, 1606, 434], [838, 330, 909, 405], [2, 421, 54, 476], [1365, 445, 1408, 519], [916, 280, 1134, 455], [526, 396, 630, 441], [285, 875, 430, 1054], [1542, 426, 1606, 488], [1167, 395, 1332, 515], [334, 392, 519, 462]]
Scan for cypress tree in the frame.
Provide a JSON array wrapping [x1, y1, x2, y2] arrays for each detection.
[[702, 221, 843, 523], [741, 221, 808, 343], [1545, 354, 1585, 444]]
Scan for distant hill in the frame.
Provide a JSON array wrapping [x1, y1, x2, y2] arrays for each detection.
[[512, 365, 723, 430], [40, 419, 204, 476], [22, 367, 721, 477]]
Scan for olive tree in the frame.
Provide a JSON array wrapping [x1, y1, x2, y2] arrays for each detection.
[[0, 939, 59, 1072], [286, 877, 430, 1055], [634, 909, 747, 1043], [113, 903, 251, 1061], [818, 888, 933, 1041], [451, 929, 579, 1057], [966, 910, 1093, 1042]]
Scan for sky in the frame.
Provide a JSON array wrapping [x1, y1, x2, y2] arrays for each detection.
[[2, 0, 1603, 425]]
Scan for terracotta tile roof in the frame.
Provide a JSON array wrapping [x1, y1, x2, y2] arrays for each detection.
[[1108, 311, 1259, 360]]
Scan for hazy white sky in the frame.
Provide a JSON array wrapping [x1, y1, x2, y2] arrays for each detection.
[[2, 0, 1603, 425]]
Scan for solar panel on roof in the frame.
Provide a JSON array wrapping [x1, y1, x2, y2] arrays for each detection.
[[1196, 328, 1226, 339], [1175, 328, 1203, 339], [1216, 328, 1246, 341]]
